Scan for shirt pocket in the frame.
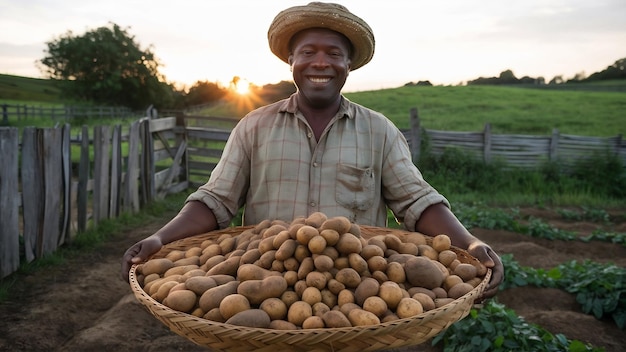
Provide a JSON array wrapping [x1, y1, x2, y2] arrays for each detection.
[[335, 163, 375, 211]]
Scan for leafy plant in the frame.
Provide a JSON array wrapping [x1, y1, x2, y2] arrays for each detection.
[[500, 254, 626, 329], [432, 301, 602, 352]]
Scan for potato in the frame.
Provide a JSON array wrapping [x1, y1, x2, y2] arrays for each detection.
[[335, 233, 363, 255], [354, 278, 380, 306], [302, 316, 326, 329], [408, 287, 436, 300], [219, 294, 250, 320], [432, 287, 448, 298], [339, 302, 361, 317], [263, 224, 288, 239], [327, 279, 346, 295], [141, 258, 175, 276], [206, 256, 240, 276], [275, 239, 298, 261], [396, 298, 423, 319], [434, 298, 455, 308], [362, 296, 388, 317], [173, 256, 200, 267], [322, 310, 352, 328], [283, 257, 300, 272], [203, 307, 226, 323], [237, 263, 281, 281], [438, 250, 457, 267], [371, 270, 389, 284], [313, 254, 334, 272], [417, 244, 439, 260], [225, 309, 271, 328], [361, 244, 385, 260], [294, 244, 311, 262], [305, 271, 328, 290], [335, 267, 362, 288], [280, 291, 300, 308], [385, 261, 405, 284], [312, 301, 331, 317], [383, 235, 403, 252], [448, 282, 474, 299], [307, 235, 328, 254], [283, 270, 299, 286], [153, 280, 178, 302], [412, 292, 436, 311], [203, 255, 226, 271], [269, 320, 298, 330], [378, 281, 404, 310], [219, 236, 237, 254], [337, 289, 355, 307], [443, 275, 464, 291], [259, 297, 288, 321], [210, 274, 237, 285], [297, 257, 315, 280], [404, 256, 445, 290], [296, 226, 319, 246], [319, 229, 340, 246], [305, 212, 327, 228], [163, 289, 197, 313], [165, 264, 200, 277], [432, 234, 452, 252], [319, 216, 352, 234], [301, 286, 323, 306], [348, 308, 380, 326], [320, 289, 337, 309], [182, 269, 206, 280], [256, 250, 277, 269], [367, 255, 387, 273], [397, 242, 418, 255], [237, 276, 288, 305], [287, 301, 313, 326], [185, 276, 217, 295], [454, 263, 478, 281], [165, 250, 186, 262], [198, 280, 240, 311], [272, 230, 292, 249]]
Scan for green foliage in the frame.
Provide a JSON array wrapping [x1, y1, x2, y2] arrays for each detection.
[[39, 22, 175, 109], [501, 255, 626, 329], [432, 301, 602, 352]]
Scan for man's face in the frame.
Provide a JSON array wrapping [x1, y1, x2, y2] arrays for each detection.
[[288, 28, 352, 108]]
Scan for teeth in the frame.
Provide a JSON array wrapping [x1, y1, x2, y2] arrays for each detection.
[[310, 77, 330, 83]]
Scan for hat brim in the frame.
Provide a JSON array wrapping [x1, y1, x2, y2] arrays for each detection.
[[268, 3, 374, 71]]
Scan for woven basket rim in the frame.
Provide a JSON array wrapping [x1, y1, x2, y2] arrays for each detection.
[[129, 225, 491, 350]]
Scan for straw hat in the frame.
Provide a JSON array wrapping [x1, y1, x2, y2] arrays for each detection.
[[267, 2, 375, 70]]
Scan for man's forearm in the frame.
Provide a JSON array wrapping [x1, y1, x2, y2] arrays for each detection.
[[153, 201, 219, 245]]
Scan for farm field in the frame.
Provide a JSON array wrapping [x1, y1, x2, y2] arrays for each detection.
[[0, 206, 624, 352]]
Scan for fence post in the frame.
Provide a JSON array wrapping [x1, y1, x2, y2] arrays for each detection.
[[550, 128, 559, 161], [0, 127, 20, 278], [483, 123, 492, 163], [409, 107, 420, 162], [1, 104, 7, 125]]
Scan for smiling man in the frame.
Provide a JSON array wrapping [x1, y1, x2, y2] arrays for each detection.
[[122, 1, 503, 302]]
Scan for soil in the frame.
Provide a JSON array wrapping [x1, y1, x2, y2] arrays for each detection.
[[0, 207, 624, 352]]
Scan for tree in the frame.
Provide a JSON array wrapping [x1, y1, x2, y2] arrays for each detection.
[[185, 80, 227, 106], [39, 22, 174, 109]]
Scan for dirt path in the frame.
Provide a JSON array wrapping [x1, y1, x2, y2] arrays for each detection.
[[0, 208, 624, 352]]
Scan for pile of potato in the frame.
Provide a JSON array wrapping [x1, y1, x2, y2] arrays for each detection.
[[136, 212, 487, 329]]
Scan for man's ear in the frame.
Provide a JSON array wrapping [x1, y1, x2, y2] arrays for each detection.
[[288, 55, 294, 71]]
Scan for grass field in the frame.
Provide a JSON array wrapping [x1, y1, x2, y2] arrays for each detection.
[[2, 73, 625, 138]]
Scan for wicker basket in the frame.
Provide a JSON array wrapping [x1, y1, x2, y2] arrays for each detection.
[[129, 225, 491, 352]]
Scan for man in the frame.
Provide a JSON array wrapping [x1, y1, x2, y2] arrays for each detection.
[[122, 2, 503, 301]]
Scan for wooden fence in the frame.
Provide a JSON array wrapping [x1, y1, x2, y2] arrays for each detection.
[[1, 103, 135, 124], [0, 116, 188, 278], [1, 108, 624, 278]]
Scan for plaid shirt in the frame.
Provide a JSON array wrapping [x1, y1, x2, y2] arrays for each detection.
[[187, 94, 449, 230]]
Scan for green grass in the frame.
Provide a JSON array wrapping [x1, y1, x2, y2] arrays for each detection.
[[0, 74, 62, 102], [344, 85, 626, 137]]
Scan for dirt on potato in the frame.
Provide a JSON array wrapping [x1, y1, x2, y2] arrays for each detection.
[[0, 207, 624, 352]]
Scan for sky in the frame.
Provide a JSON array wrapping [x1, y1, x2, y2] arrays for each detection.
[[1, 0, 625, 92]]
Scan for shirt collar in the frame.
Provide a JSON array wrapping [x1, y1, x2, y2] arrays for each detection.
[[279, 93, 353, 120]]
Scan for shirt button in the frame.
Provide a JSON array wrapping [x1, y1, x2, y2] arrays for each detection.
[[313, 162, 318, 167], [307, 132, 313, 138], [309, 202, 316, 207]]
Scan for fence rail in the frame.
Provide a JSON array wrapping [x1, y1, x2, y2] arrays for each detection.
[[1, 108, 624, 278], [1, 103, 136, 123]]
